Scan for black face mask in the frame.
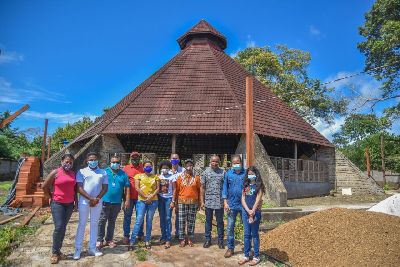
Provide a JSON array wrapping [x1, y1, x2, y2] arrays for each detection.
[[131, 158, 140, 165]]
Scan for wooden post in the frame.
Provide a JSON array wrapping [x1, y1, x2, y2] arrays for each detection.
[[41, 119, 48, 164], [47, 136, 52, 160], [381, 133, 386, 187], [245, 76, 254, 167], [294, 142, 298, 182], [171, 134, 177, 154], [365, 147, 371, 178], [0, 104, 29, 129]]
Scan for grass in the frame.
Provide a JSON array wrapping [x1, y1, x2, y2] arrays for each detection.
[[0, 225, 38, 265], [0, 181, 13, 204], [134, 247, 148, 261]]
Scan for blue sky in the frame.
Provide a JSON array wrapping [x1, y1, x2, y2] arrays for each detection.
[[0, 0, 395, 139]]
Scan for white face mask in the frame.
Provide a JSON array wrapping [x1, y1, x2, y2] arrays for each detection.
[[161, 168, 169, 175]]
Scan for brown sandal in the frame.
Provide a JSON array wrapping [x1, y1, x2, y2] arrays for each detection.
[[187, 239, 194, 247], [238, 257, 250, 265], [50, 254, 59, 264], [179, 240, 186, 247], [165, 241, 171, 249], [249, 258, 260, 266]]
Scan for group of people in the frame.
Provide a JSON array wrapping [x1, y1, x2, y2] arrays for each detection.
[[42, 150, 266, 266]]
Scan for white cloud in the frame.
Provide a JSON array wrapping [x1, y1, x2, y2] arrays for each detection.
[[230, 35, 256, 58], [309, 25, 321, 37], [0, 50, 24, 64], [314, 117, 346, 141], [22, 111, 97, 124], [0, 77, 71, 104]]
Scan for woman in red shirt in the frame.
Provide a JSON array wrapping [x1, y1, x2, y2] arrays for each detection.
[[43, 153, 77, 264]]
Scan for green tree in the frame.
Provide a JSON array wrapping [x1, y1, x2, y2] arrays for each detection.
[[51, 117, 94, 151], [358, 0, 400, 114], [332, 114, 392, 147], [234, 45, 347, 124]]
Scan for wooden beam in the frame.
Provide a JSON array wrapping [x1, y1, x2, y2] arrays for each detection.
[[22, 206, 40, 226], [171, 134, 177, 154], [365, 147, 371, 178], [0, 214, 23, 225], [0, 104, 29, 129], [294, 142, 298, 182], [41, 119, 48, 165], [245, 76, 254, 167]]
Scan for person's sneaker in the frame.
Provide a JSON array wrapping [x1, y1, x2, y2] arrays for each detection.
[[224, 249, 234, 258], [73, 249, 81, 260], [88, 248, 103, 257]]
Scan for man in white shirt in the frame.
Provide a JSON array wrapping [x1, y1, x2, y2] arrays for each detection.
[[73, 152, 108, 260]]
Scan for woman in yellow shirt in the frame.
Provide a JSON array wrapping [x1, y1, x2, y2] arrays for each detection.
[[128, 161, 159, 250]]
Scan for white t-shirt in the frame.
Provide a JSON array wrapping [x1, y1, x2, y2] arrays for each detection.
[[76, 166, 108, 205]]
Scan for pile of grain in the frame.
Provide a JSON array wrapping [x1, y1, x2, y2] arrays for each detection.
[[261, 208, 400, 267]]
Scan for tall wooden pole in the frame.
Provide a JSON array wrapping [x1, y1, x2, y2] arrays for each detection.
[[365, 147, 371, 178], [171, 134, 177, 154], [380, 133, 386, 187], [47, 136, 52, 160], [41, 119, 48, 164], [246, 76, 254, 167], [294, 142, 298, 181]]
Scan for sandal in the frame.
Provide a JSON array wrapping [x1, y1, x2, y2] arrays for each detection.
[[58, 253, 67, 260], [145, 242, 151, 249], [106, 241, 117, 248], [128, 243, 135, 251], [50, 254, 59, 264], [238, 257, 250, 265], [164, 241, 171, 249], [179, 239, 186, 247], [249, 257, 260, 266], [187, 239, 194, 247]]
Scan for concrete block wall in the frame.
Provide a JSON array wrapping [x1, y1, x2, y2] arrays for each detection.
[[317, 146, 336, 188], [236, 134, 288, 207], [0, 159, 18, 181], [99, 134, 126, 168]]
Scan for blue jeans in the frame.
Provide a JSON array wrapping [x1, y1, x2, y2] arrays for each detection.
[[158, 196, 173, 242], [242, 209, 261, 258], [123, 199, 144, 238], [227, 209, 241, 250], [130, 200, 158, 243], [50, 201, 74, 254], [205, 208, 224, 242]]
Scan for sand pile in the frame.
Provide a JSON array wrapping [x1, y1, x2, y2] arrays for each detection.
[[368, 194, 400, 217], [261, 208, 400, 267]]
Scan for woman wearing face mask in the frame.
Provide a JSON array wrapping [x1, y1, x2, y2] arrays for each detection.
[[238, 166, 265, 266], [128, 161, 160, 250], [157, 160, 174, 249], [171, 159, 202, 247], [43, 153, 77, 264]]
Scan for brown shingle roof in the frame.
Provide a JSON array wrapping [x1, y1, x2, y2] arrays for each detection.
[[74, 20, 332, 147]]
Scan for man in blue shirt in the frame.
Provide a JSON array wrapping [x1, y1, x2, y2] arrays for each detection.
[[96, 155, 130, 249], [222, 155, 246, 258]]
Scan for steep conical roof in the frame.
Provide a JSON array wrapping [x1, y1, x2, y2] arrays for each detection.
[[74, 20, 332, 147]]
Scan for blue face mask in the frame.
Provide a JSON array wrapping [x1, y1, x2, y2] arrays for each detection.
[[232, 164, 241, 171], [110, 163, 120, 170], [144, 166, 153, 173], [88, 160, 98, 169], [170, 159, 180, 165], [248, 174, 257, 180]]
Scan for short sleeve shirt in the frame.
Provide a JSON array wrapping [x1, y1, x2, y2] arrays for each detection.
[[76, 166, 108, 205], [103, 168, 130, 204], [134, 173, 159, 201], [201, 167, 225, 209], [159, 172, 176, 198]]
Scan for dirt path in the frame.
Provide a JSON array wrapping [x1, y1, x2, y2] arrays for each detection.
[[7, 208, 275, 266]]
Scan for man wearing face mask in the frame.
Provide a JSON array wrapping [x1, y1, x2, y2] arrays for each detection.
[[96, 155, 130, 249], [74, 152, 108, 260], [222, 155, 247, 258], [122, 151, 144, 244], [170, 153, 185, 239]]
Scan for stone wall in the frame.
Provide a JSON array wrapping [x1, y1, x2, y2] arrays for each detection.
[[317, 146, 336, 188], [236, 134, 288, 207], [99, 134, 126, 168]]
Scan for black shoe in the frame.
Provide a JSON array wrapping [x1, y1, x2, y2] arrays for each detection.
[[218, 241, 225, 249], [203, 240, 211, 248]]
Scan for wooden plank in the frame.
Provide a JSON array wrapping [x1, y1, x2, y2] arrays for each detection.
[[0, 104, 29, 129], [22, 206, 40, 226], [0, 214, 23, 225], [245, 76, 254, 167]]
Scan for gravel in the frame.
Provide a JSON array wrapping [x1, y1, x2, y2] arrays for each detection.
[[261, 208, 400, 267]]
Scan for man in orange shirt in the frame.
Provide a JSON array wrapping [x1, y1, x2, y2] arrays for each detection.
[[122, 151, 144, 244]]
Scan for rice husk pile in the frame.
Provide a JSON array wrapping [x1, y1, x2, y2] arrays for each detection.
[[261, 208, 400, 267]]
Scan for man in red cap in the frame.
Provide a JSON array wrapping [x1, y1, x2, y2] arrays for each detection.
[[122, 151, 144, 244]]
